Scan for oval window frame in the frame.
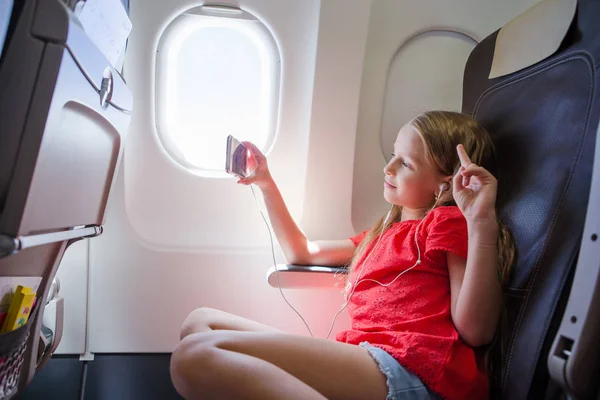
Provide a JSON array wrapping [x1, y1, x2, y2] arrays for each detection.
[[155, 5, 281, 177]]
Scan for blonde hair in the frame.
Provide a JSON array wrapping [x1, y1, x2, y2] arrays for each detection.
[[345, 110, 515, 393]]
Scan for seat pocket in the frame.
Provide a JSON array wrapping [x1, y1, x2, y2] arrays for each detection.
[[0, 300, 40, 399]]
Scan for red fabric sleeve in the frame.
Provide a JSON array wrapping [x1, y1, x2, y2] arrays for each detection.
[[424, 207, 468, 261], [349, 230, 369, 247]]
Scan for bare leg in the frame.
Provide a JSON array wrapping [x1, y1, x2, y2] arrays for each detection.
[[170, 329, 388, 400], [180, 307, 282, 340]]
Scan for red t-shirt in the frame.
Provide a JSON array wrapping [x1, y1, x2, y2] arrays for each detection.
[[336, 206, 488, 400]]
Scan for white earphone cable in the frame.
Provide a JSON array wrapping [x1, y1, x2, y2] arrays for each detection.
[[250, 185, 314, 337], [325, 210, 426, 339], [252, 185, 445, 339]]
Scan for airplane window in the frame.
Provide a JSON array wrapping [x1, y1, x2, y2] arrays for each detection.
[[156, 7, 280, 177]]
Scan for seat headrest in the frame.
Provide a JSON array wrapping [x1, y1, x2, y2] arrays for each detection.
[[489, 0, 577, 79]]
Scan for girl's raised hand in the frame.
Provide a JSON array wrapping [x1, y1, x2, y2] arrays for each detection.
[[452, 144, 498, 223], [237, 141, 273, 189]]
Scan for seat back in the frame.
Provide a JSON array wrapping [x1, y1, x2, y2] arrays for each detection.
[[462, 0, 600, 398], [0, 0, 131, 398]]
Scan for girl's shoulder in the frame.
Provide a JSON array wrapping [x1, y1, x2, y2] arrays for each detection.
[[421, 206, 467, 235], [350, 206, 466, 246], [420, 206, 469, 260], [427, 205, 464, 221]]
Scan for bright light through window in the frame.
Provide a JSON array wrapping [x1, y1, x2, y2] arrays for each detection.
[[156, 7, 280, 176]]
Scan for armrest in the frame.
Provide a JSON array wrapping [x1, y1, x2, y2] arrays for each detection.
[[266, 264, 347, 290]]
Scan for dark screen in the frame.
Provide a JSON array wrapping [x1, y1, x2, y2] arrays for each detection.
[[232, 143, 248, 177]]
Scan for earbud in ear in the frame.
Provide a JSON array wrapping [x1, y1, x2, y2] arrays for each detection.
[[435, 182, 450, 202]]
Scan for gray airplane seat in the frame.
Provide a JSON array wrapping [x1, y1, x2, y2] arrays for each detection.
[[266, 0, 600, 399], [0, 0, 131, 399], [461, 0, 600, 398]]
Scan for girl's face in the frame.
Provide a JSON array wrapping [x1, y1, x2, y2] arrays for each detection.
[[383, 124, 446, 212]]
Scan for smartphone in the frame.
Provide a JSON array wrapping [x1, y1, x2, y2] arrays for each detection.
[[225, 135, 250, 178]]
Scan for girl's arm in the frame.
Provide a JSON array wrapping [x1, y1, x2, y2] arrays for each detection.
[[239, 142, 355, 266], [448, 220, 500, 347], [449, 144, 503, 347], [259, 178, 355, 265]]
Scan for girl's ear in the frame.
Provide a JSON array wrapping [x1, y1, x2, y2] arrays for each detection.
[[434, 177, 453, 201], [438, 176, 453, 192]]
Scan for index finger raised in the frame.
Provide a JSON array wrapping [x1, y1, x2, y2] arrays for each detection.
[[457, 144, 472, 168]]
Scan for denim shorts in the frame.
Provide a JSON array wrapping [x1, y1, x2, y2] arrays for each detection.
[[359, 342, 441, 400]]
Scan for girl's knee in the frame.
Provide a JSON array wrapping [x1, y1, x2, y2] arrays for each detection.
[[180, 307, 218, 340], [171, 334, 221, 398]]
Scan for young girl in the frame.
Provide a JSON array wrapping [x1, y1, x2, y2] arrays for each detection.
[[170, 111, 514, 400]]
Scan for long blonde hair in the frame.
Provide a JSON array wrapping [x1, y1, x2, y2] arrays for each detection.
[[345, 111, 515, 393]]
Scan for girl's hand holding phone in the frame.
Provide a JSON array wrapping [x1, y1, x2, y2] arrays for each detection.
[[237, 142, 274, 190]]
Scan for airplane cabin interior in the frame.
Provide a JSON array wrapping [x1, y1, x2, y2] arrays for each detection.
[[0, 0, 599, 399]]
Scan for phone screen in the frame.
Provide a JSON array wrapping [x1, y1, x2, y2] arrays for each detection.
[[232, 142, 248, 177], [226, 135, 249, 178]]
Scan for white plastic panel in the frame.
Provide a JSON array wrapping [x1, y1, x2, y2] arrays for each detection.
[[352, 0, 541, 232], [155, 9, 280, 176], [123, 0, 311, 252], [90, 0, 353, 352], [299, 0, 372, 240], [91, 169, 352, 351], [52, 240, 88, 354], [380, 31, 477, 160]]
